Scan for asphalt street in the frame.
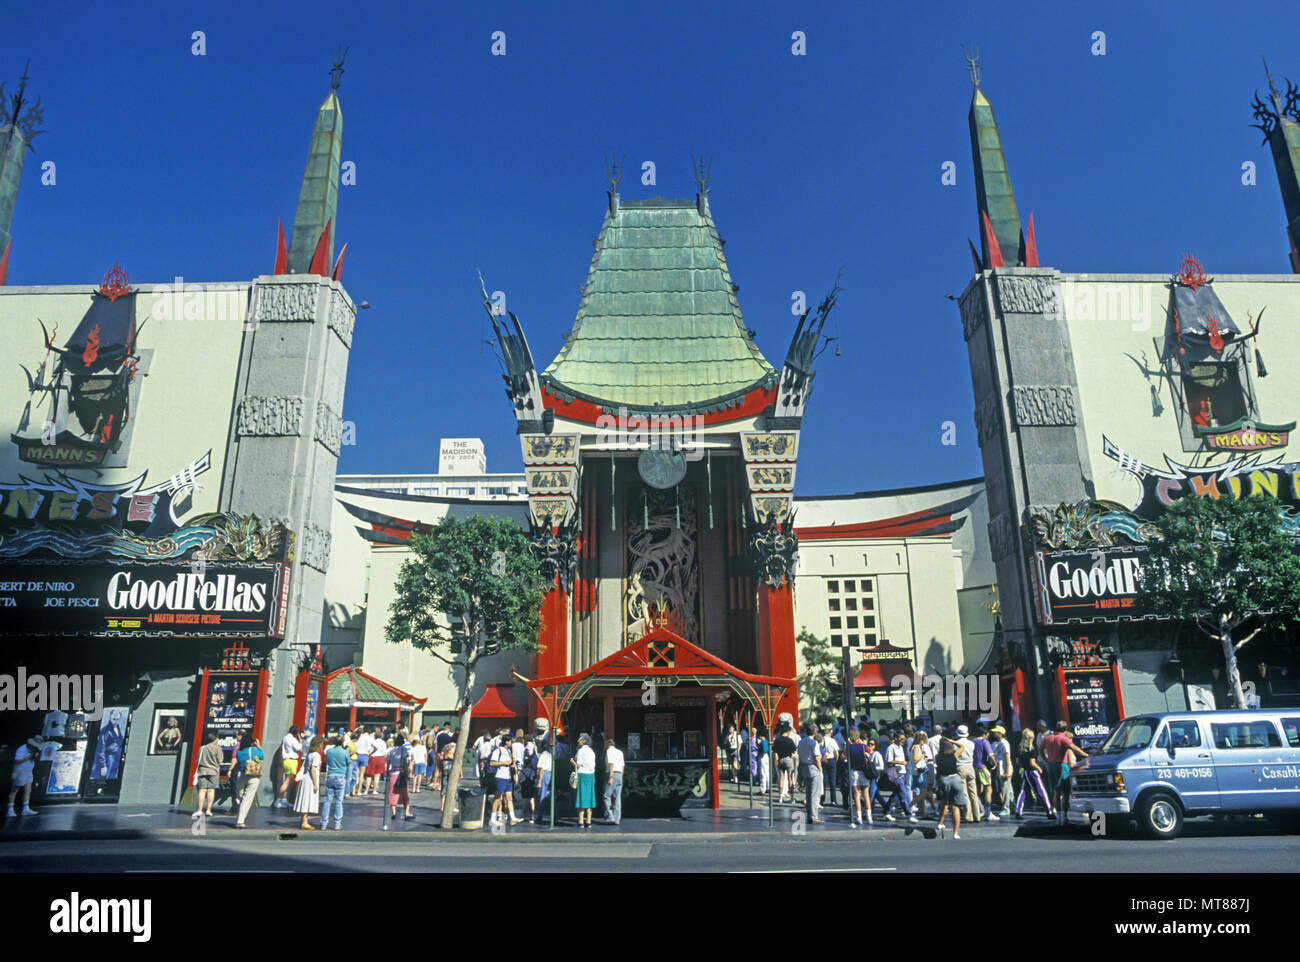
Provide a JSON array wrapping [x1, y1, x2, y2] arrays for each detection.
[[4, 822, 1296, 873]]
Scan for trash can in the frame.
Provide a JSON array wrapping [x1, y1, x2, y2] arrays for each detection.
[[457, 786, 486, 830]]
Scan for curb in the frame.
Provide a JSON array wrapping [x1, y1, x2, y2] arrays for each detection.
[[0, 821, 1056, 844]]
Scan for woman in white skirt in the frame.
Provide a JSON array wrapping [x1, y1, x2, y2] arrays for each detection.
[[293, 735, 323, 830]]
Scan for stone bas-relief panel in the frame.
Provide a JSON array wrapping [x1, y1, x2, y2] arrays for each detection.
[[238, 396, 304, 437], [1012, 385, 1077, 427]]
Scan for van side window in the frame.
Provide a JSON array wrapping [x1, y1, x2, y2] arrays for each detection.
[[1163, 721, 1201, 748], [1281, 718, 1300, 748], [1210, 721, 1283, 749]]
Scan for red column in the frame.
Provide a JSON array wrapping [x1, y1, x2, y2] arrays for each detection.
[[761, 582, 800, 725], [603, 696, 614, 741], [533, 586, 568, 719]]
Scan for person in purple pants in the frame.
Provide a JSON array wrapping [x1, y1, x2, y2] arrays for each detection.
[[1013, 729, 1056, 819]]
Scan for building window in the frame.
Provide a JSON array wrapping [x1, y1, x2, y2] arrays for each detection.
[[826, 576, 879, 650]]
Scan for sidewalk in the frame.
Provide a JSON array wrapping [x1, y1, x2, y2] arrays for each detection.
[[1, 777, 1061, 843]]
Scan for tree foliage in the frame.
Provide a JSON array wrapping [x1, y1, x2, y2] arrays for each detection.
[[799, 629, 844, 724], [1136, 493, 1300, 706], [385, 514, 544, 698], [384, 514, 544, 828]]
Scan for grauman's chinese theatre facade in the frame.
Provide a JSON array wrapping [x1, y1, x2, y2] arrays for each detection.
[[487, 173, 839, 747]]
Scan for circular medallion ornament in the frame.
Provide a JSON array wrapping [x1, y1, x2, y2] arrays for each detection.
[[638, 447, 687, 489]]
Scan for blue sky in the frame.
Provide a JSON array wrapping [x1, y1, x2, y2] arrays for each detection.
[[6, 1, 1299, 494]]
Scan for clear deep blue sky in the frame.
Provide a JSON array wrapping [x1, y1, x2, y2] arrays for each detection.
[[7, 1, 1299, 494]]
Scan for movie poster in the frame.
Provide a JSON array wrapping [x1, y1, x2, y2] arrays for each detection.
[[83, 707, 131, 800], [1062, 669, 1120, 753], [148, 707, 187, 756], [45, 745, 87, 796], [202, 672, 259, 766]]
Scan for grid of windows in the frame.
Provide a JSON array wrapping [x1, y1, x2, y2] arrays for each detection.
[[825, 577, 877, 650]]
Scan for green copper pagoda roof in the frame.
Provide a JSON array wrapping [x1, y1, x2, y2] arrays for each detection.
[[969, 87, 1024, 266], [541, 194, 777, 411], [287, 89, 342, 273]]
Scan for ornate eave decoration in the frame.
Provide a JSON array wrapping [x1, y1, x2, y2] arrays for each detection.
[[748, 515, 798, 588], [528, 517, 577, 594], [97, 262, 130, 301]]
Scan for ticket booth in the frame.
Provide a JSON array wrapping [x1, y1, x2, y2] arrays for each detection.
[[527, 626, 792, 817], [323, 665, 425, 732]]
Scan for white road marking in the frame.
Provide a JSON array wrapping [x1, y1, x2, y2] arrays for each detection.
[[731, 866, 897, 873]]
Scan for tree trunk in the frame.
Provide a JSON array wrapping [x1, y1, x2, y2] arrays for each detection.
[[440, 703, 473, 829], [1219, 616, 1247, 711]]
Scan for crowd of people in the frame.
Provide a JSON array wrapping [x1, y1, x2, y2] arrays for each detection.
[[472, 727, 625, 828], [726, 717, 1090, 838]]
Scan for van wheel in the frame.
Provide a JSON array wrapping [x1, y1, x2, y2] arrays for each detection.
[[1137, 792, 1183, 840]]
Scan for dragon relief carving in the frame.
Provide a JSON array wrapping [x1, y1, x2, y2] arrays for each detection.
[[1027, 500, 1159, 549], [528, 519, 577, 594], [625, 487, 699, 644], [749, 515, 799, 588]]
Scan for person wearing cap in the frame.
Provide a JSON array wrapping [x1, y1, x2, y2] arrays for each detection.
[[990, 725, 1013, 817], [7, 735, 43, 817], [952, 724, 983, 823]]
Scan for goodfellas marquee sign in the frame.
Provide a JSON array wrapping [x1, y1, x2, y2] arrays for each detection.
[[1030, 548, 1159, 626], [0, 560, 290, 639]]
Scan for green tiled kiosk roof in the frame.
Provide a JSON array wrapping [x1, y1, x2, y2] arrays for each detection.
[[542, 196, 777, 411]]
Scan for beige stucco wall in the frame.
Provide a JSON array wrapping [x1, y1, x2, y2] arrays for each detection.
[[1062, 274, 1300, 506], [0, 284, 248, 510], [331, 489, 530, 719]]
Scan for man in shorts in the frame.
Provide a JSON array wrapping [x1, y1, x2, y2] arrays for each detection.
[[276, 725, 302, 808], [7, 735, 43, 817]]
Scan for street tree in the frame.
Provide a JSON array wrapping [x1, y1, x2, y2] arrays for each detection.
[[799, 629, 842, 725], [1135, 492, 1300, 709], [385, 515, 544, 828]]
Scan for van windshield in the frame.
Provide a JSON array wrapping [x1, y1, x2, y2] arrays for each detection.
[[1099, 717, 1158, 752]]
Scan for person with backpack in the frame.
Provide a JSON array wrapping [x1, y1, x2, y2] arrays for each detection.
[[519, 735, 540, 822], [489, 732, 523, 826]]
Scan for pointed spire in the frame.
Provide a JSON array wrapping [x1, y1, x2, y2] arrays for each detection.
[[286, 51, 344, 274], [0, 60, 45, 281], [965, 49, 1026, 269], [273, 219, 288, 274], [1252, 59, 1300, 273]]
